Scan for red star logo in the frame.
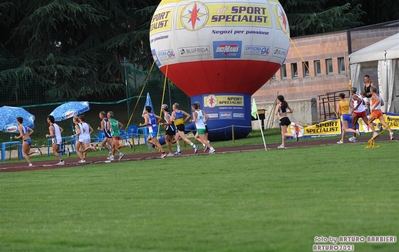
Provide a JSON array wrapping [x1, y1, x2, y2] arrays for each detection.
[[190, 3, 199, 29], [279, 9, 287, 30], [188, 3, 205, 29], [209, 96, 214, 106]]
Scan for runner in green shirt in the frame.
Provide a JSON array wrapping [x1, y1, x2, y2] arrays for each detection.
[[106, 111, 131, 161]]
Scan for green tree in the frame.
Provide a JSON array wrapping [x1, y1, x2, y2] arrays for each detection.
[[352, 0, 399, 25], [0, 0, 159, 102], [280, 0, 364, 37]]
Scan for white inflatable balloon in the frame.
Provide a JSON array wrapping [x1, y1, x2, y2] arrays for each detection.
[[150, 0, 290, 140]]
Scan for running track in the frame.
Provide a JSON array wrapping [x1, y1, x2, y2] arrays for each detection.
[[0, 135, 393, 172]]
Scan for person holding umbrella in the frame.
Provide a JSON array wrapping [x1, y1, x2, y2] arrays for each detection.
[[14, 116, 41, 167], [45, 115, 67, 165]]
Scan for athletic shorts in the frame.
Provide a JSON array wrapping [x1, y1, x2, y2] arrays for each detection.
[[205, 125, 208, 134], [176, 124, 185, 132], [113, 136, 121, 141], [24, 139, 32, 146], [104, 131, 112, 138], [354, 111, 367, 118], [149, 131, 157, 139], [197, 128, 206, 134], [342, 114, 351, 121], [78, 138, 90, 144], [279, 117, 291, 126], [371, 110, 383, 118], [166, 128, 175, 136], [52, 138, 62, 145]]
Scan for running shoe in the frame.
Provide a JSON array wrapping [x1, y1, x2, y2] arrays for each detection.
[[348, 136, 357, 142], [161, 153, 167, 159], [390, 132, 394, 140], [109, 156, 115, 161], [28, 163, 33, 167], [56, 160, 65, 165], [36, 148, 42, 156], [337, 140, 343, 144], [194, 145, 198, 154], [125, 141, 133, 148], [277, 144, 285, 149], [118, 153, 125, 161], [174, 151, 181, 155], [167, 153, 174, 157], [203, 145, 208, 152], [78, 160, 86, 163], [209, 148, 215, 154]]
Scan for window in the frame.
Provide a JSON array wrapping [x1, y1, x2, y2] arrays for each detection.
[[302, 61, 309, 77], [291, 63, 298, 78], [326, 58, 333, 75], [314, 60, 321, 76], [338, 57, 345, 74], [280, 64, 287, 79]]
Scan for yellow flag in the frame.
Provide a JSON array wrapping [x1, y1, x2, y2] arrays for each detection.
[[251, 98, 258, 118]]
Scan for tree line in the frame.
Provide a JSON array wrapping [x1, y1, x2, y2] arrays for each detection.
[[0, 0, 397, 102]]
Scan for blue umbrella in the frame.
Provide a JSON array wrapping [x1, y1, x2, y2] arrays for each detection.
[[50, 101, 90, 121], [0, 106, 35, 133]]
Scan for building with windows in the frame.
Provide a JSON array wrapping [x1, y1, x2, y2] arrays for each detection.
[[253, 20, 399, 103]]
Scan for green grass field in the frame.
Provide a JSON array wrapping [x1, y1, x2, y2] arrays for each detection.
[[1, 141, 398, 252]]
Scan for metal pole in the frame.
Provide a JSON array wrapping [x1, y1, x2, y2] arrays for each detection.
[[124, 57, 130, 121], [168, 79, 172, 108], [232, 125, 235, 143]]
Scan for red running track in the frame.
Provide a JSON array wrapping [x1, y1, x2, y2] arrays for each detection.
[[0, 135, 393, 172]]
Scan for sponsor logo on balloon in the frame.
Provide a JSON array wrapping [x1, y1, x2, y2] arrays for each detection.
[[178, 46, 210, 57], [150, 8, 172, 33], [206, 95, 217, 108], [276, 4, 289, 33], [233, 113, 245, 118], [151, 49, 162, 67], [219, 112, 232, 119], [213, 41, 242, 58], [204, 95, 244, 107], [157, 49, 176, 60], [175, 3, 272, 29], [273, 47, 287, 58], [244, 45, 270, 56], [180, 2, 209, 31], [211, 5, 269, 24]]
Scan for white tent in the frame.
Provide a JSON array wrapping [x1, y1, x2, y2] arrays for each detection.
[[349, 33, 399, 112]]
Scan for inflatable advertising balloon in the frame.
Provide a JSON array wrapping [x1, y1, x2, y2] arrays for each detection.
[[150, 0, 290, 140]]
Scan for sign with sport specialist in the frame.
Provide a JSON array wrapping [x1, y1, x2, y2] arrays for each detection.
[[198, 94, 246, 121], [384, 113, 399, 130], [288, 119, 342, 137]]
